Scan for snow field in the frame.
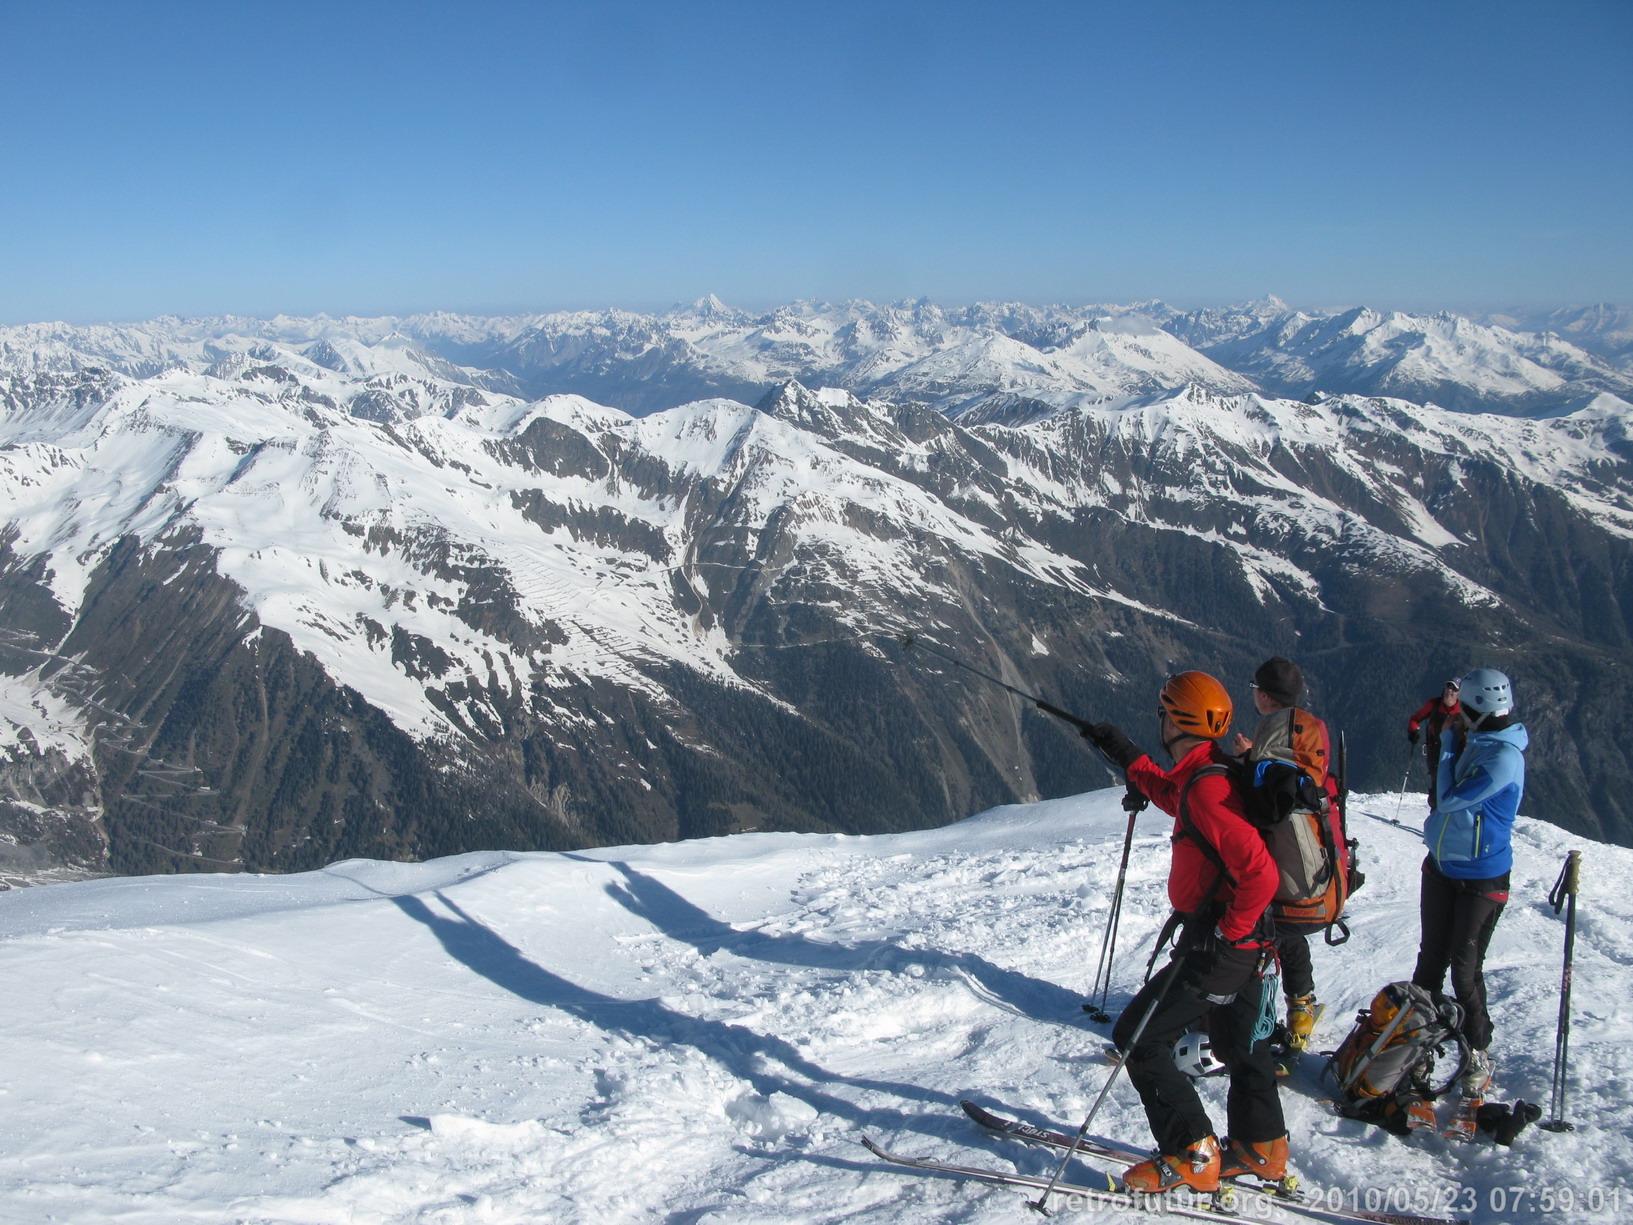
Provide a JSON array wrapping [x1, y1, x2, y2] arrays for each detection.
[[0, 791, 1628, 1223]]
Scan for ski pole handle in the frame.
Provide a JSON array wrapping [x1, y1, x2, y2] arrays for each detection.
[[1548, 850, 1581, 915]]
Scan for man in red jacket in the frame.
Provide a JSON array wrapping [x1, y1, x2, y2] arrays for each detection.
[[1407, 680, 1462, 808], [1085, 672, 1287, 1194]]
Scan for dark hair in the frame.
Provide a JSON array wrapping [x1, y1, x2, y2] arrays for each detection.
[[1253, 657, 1304, 708]]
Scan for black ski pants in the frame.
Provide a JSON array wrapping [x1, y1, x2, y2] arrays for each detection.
[[1276, 932, 1313, 1001], [1423, 739, 1443, 810], [1411, 856, 1508, 1052], [1112, 959, 1284, 1156]]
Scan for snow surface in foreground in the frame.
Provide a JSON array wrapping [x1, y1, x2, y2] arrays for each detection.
[[0, 791, 1627, 1224]]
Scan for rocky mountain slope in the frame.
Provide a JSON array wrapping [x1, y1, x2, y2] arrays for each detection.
[[1, 302, 1631, 880]]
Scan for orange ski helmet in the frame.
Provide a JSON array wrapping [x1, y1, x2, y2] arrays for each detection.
[[1159, 671, 1233, 739]]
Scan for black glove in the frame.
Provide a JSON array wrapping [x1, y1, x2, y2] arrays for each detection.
[[1082, 722, 1146, 771], [1179, 926, 1262, 1003], [1407, 728, 1420, 745]]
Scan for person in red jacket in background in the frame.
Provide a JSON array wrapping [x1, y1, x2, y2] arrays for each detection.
[[1085, 672, 1287, 1195], [1408, 680, 1462, 808]]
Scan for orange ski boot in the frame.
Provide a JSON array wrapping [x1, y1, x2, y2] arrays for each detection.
[[1123, 1135, 1222, 1194], [1218, 1135, 1289, 1181]]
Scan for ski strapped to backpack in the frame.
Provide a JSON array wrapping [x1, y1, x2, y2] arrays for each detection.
[[1326, 981, 1471, 1135]]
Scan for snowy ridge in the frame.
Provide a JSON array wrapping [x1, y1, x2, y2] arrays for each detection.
[[0, 787, 1623, 1223], [1167, 304, 1633, 413], [4, 362, 1629, 755], [1484, 305, 1633, 365], [6, 297, 1628, 420]]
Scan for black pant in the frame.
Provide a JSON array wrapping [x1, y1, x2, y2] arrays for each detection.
[[1423, 740, 1443, 809], [1112, 959, 1284, 1155], [1412, 857, 1508, 1052], [1276, 932, 1313, 1001]]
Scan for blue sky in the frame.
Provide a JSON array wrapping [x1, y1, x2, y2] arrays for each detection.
[[2, 0, 1628, 323]]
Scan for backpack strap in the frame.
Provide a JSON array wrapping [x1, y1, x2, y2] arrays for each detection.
[[1142, 763, 1235, 981], [1174, 762, 1237, 890], [1179, 762, 1273, 939]]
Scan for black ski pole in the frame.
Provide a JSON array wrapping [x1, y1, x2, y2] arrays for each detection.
[[1029, 957, 1187, 1216], [898, 630, 1142, 1019], [1542, 850, 1581, 1132], [1083, 789, 1144, 1022], [896, 632, 1098, 736], [1337, 730, 1348, 814], [1084, 806, 1136, 1025], [1390, 741, 1416, 823]]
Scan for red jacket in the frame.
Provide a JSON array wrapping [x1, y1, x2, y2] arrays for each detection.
[[1127, 741, 1279, 943], [1408, 696, 1461, 739]]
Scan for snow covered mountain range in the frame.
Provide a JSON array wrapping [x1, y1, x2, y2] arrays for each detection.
[[1, 300, 1631, 883], [0, 786, 1622, 1223], [6, 296, 1632, 420]]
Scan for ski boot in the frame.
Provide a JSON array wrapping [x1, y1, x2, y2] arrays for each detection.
[[1219, 1135, 1287, 1180], [1123, 1135, 1222, 1194], [1284, 994, 1323, 1052], [1444, 1050, 1492, 1140], [1219, 1135, 1292, 1192], [1461, 1049, 1494, 1097]]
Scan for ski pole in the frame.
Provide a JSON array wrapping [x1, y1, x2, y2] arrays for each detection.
[[1029, 959, 1187, 1216], [1390, 742, 1416, 823], [1084, 793, 1142, 1022], [1542, 850, 1581, 1132], [897, 633, 1098, 736], [1337, 730, 1348, 815]]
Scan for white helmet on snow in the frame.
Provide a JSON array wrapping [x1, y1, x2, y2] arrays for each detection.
[[1460, 668, 1513, 725], [1173, 1031, 1225, 1078]]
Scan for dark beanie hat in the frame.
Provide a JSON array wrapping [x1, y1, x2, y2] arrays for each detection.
[[1254, 657, 1304, 707]]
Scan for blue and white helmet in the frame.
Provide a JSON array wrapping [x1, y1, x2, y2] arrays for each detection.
[[1460, 668, 1513, 725]]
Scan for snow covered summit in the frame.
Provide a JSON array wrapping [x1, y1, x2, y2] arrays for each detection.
[[0, 787, 1623, 1223]]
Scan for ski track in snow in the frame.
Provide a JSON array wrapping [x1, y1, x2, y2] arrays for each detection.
[[0, 791, 1627, 1224]]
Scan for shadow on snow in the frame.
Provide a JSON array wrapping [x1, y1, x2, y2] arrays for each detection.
[[392, 889, 962, 1143]]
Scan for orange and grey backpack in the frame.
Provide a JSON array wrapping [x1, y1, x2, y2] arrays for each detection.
[[1327, 981, 1470, 1134], [1241, 707, 1359, 942]]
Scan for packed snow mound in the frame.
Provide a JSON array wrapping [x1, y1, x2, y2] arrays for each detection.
[[0, 788, 1624, 1224]]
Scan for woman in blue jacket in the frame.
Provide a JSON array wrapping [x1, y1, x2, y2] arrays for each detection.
[[1413, 668, 1527, 1095]]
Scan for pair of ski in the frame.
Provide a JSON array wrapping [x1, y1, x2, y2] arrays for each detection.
[[860, 1100, 1469, 1225]]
